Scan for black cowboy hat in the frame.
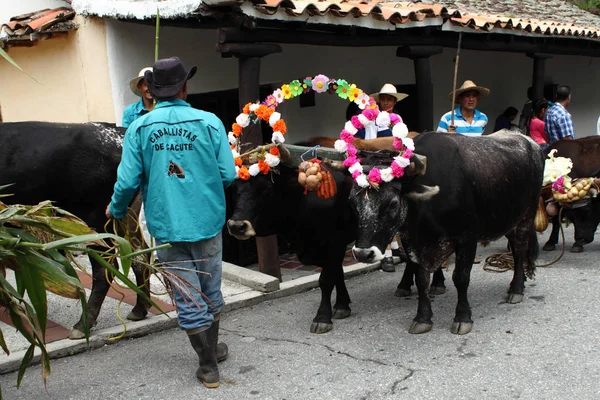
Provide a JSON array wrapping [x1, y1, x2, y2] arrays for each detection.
[[145, 57, 197, 100]]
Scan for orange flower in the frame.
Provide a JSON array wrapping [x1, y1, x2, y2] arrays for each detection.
[[234, 157, 243, 167], [263, 107, 274, 120], [243, 103, 252, 114], [269, 146, 280, 156], [238, 166, 250, 180], [230, 144, 236, 150], [255, 105, 269, 120], [273, 119, 287, 134], [232, 123, 242, 136], [258, 160, 270, 174]]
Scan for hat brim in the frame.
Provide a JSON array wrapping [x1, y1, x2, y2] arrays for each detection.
[[129, 76, 145, 97], [146, 66, 197, 100], [370, 92, 409, 103], [449, 86, 490, 103]]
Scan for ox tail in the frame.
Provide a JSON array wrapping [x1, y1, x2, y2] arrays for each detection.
[[526, 227, 539, 279]]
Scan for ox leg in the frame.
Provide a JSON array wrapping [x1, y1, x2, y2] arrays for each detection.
[[451, 244, 476, 335], [409, 262, 433, 334], [127, 261, 152, 321], [395, 262, 416, 297], [506, 225, 538, 304], [70, 251, 115, 339], [543, 214, 560, 251], [430, 269, 446, 295]]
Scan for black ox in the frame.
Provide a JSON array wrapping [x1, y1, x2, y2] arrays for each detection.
[[543, 137, 600, 253], [351, 131, 544, 335], [226, 139, 445, 334], [0, 121, 151, 339]]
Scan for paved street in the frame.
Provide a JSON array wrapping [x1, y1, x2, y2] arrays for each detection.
[[2, 227, 600, 399]]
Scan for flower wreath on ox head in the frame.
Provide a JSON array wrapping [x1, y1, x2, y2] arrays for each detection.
[[228, 74, 411, 182]]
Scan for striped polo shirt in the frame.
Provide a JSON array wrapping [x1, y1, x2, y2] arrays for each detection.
[[437, 107, 488, 136]]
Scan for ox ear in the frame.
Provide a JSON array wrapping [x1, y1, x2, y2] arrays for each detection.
[[405, 154, 427, 177]]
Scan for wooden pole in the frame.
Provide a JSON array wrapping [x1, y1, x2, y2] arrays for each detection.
[[450, 33, 463, 129], [155, 8, 160, 62]]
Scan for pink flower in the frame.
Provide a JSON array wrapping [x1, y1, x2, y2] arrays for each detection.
[[393, 137, 403, 150], [391, 162, 405, 178], [389, 113, 402, 125], [340, 130, 355, 143], [552, 176, 566, 193], [351, 115, 363, 129], [343, 156, 358, 167], [362, 108, 378, 121], [346, 145, 357, 157], [264, 95, 277, 109], [368, 168, 382, 183], [311, 74, 329, 93], [403, 148, 413, 159], [352, 170, 362, 179]]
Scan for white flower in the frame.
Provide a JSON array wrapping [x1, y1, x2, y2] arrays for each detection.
[[334, 139, 348, 153], [264, 153, 280, 167], [355, 174, 369, 188], [348, 162, 363, 175], [269, 112, 281, 126], [235, 166, 240, 177], [543, 155, 573, 185], [402, 137, 415, 151], [358, 114, 372, 127], [344, 121, 358, 135], [236, 113, 250, 128], [376, 112, 391, 129], [228, 132, 237, 145], [272, 131, 285, 143], [356, 93, 371, 110], [249, 163, 260, 176], [273, 89, 284, 103], [394, 155, 411, 168], [392, 122, 409, 139], [231, 149, 240, 158], [249, 103, 260, 112], [380, 167, 394, 182]]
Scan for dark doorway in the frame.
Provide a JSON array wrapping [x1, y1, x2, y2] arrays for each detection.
[[392, 84, 419, 132]]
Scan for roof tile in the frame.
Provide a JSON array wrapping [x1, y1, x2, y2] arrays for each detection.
[[1, 7, 78, 48]]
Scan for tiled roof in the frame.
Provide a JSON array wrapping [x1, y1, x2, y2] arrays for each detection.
[[0, 7, 78, 48]]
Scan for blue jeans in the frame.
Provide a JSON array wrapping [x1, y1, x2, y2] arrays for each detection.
[[156, 233, 224, 330]]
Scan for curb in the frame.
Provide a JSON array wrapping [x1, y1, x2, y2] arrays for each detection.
[[0, 261, 379, 374]]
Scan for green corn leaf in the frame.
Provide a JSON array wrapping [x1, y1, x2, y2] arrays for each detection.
[[32, 216, 97, 237], [41, 349, 51, 385], [0, 47, 22, 71], [25, 250, 83, 299], [0, 328, 9, 356], [15, 254, 48, 336], [17, 345, 35, 388]]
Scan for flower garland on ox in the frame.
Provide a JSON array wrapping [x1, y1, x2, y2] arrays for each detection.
[[230, 74, 375, 180]]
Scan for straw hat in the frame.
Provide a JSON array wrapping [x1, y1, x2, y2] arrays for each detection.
[[449, 80, 490, 103], [370, 83, 409, 102], [129, 67, 153, 97]]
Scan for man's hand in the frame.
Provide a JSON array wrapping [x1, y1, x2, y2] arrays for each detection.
[[105, 204, 114, 219], [448, 125, 457, 133]]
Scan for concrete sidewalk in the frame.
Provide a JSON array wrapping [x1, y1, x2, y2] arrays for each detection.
[[0, 258, 380, 374]]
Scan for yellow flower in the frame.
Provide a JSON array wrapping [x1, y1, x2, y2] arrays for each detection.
[[348, 85, 362, 102], [281, 84, 293, 99]]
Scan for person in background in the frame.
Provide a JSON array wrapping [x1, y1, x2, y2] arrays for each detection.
[[545, 85, 574, 145], [106, 57, 236, 388], [529, 100, 549, 150], [122, 67, 154, 128], [493, 106, 519, 132], [518, 87, 534, 135], [437, 80, 490, 135], [596, 115, 600, 136]]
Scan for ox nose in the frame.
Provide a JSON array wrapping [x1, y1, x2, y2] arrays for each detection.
[[352, 246, 381, 263], [226, 220, 255, 239]]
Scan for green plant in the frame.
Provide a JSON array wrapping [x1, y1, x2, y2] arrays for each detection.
[[0, 186, 165, 398]]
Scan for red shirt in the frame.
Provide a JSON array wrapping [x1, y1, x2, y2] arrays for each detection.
[[529, 117, 547, 145]]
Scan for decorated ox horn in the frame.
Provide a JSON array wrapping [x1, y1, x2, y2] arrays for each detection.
[[405, 154, 428, 177]]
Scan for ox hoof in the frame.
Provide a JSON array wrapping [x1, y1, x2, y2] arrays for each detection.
[[69, 328, 86, 340], [332, 308, 351, 320], [507, 293, 524, 304], [395, 287, 412, 297], [570, 245, 584, 253], [126, 310, 148, 321], [310, 321, 333, 334], [409, 321, 433, 334], [429, 286, 446, 296], [542, 242, 556, 251], [451, 322, 473, 335]]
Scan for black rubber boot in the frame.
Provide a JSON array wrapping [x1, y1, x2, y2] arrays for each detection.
[[188, 329, 220, 388], [210, 318, 229, 363], [380, 256, 396, 272]]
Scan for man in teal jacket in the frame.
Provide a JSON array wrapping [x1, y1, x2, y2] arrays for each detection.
[[106, 57, 236, 388]]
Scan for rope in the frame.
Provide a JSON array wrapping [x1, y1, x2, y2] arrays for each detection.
[[482, 207, 566, 273]]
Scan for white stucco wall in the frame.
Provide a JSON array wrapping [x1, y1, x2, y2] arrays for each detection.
[[0, 0, 70, 24], [105, 19, 600, 139]]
